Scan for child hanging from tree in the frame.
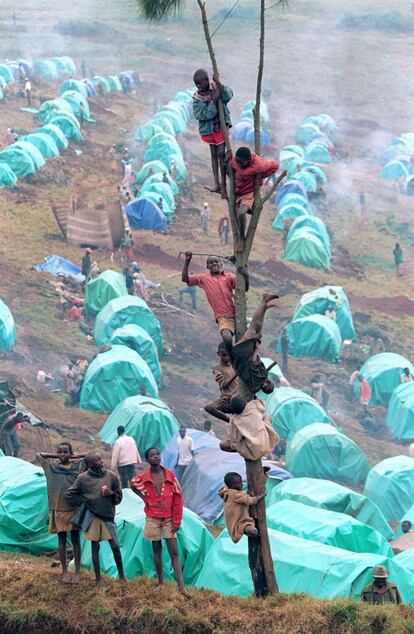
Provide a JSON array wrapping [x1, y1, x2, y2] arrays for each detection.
[[193, 68, 233, 199], [218, 472, 266, 543], [37, 443, 86, 584]]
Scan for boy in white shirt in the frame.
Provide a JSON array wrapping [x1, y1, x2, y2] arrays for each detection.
[[175, 426, 194, 483]]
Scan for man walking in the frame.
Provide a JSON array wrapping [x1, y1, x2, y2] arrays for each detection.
[[111, 425, 141, 488], [175, 426, 194, 483]]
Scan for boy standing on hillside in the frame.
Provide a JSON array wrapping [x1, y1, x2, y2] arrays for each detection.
[[37, 443, 86, 583]]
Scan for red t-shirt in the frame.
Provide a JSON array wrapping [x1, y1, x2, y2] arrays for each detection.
[[231, 152, 279, 196], [187, 271, 236, 319], [130, 467, 183, 528]]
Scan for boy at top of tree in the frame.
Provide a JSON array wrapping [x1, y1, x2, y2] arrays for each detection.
[[193, 68, 233, 199]]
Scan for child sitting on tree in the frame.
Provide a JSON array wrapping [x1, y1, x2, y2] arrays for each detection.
[[193, 68, 233, 198], [218, 472, 266, 543]]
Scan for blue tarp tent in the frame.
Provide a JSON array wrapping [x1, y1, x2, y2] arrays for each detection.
[[34, 256, 84, 282], [276, 180, 308, 205], [125, 198, 167, 232]]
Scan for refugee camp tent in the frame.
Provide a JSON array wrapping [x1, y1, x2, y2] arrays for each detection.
[[296, 123, 321, 145], [286, 216, 330, 254], [302, 163, 328, 185], [79, 490, 213, 584], [52, 56, 76, 76], [136, 122, 166, 142], [0, 64, 15, 83], [140, 181, 176, 212], [265, 387, 332, 440], [59, 79, 88, 97], [146, 116, 176, 138], [125, 198, 167, 232], [359, 353, 414, 406], [137, 190, 174, 221], [256, 356, 287, 403], [0, 300, 16, 351], [268, 477, 392, 538], [94, 295, 163, 351], [386, 382, 414, 441], [0, 163, 17, 189], [364, 456, 414, 523], [85, 270, 128, 317], [292, 285, 355, 340], [92, 76, 110, 92], [106, 75, 122, 92], [143, 172, 178, 195], [33, 255, 84, 282], [152, 110, 186, 135], [272, 203, 311, 231], [80, 345, 158, 412], [109, 324, 162, 385], [276, 180, 308, 205], [134, 160, 168, 185], [195, 528, 413, 600], [277, 192, 310, 211], [38, 99, 74, 125], [36, 124, 69, 150], [279, 145, 305, 170], [284, 227, 331, 270], [286, 423, 369, 484], [18, 133, 60, 159], [292, 170, 318, 193], [380, 160, 410, 181], [0, 456, 57, 554], [100, 395, 177, 455], [12, 141, 44, 171], [50, 114, 83, 142], [279, 315, 342, 362], [82, 79, 97, 97], [304, 142, 332, 164], [171, 89, 193, 102], [162, 429, 219, 472], [405, 175, 414, 196], [61, 90, 91, 120], [266, 500, 392, 557], [394, 548, 414, 575], [0, 146, 35, 178]]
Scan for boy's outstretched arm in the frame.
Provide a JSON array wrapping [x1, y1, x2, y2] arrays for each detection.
[[181, 251, 192, 283]]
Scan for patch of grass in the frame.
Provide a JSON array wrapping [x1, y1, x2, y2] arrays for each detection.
[[55, 20, 118, 38]]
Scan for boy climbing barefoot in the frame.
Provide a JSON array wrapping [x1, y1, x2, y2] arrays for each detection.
[[218, 472, 266, 542]]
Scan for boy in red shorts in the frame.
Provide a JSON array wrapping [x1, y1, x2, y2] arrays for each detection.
[[193, 68, 233, 198]]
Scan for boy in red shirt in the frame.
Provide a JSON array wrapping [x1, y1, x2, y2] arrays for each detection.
[[130, 447, 190, 597], [181, 251, 249, 349], [230, 146, 280, 252]]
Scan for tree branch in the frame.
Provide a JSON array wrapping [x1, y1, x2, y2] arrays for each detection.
[[260, 169, 288, 206], [210, 0, 241, 38]]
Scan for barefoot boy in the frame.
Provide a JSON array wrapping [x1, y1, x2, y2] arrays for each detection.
[[218, 472, 266, 543]]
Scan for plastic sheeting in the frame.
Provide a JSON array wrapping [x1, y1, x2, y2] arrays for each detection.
[[61, 90, 91, 120], [85, 270, 127, 317], [286, 423, 369, 484], [36, 124, 69, 150], [0, 146, 35, 178], [109, 324, 161, 385], [267, 500, 393, 557], [364, 456, 414, 523], [0, 300, 16, 351], [359, 353, 414, 406], [79, 490, 213, 584], [126, 197, 167, 231], [0, 456, 57, 554], [80, 345, 158, 412], [140, 181, 175, 212], [276, 180, 308, 205], [50, 114, 83, 142], [134, 160, 168, 185], [100, 395, 178, 455], [0, 162, 17, 189], [268, 477, 393, 538], [305, 142, 332, 164], [386, 382, 414, 441], [13, 141, 45, 171], [59, 79, 88, 97], [94, 296, 163, 351], [136, 190, 174, 221], [284, 227, 331, 270], [272, 203, 311, 231], [287, 216, 330, 254], [34, 255, 84, 282], [195, 528, 414, 600], [18, 133, 60, 159], [279, 315, 342, 362], [265, 387, 332, 440], [38, 98, 74, 124], [292, 285, 354, 340]]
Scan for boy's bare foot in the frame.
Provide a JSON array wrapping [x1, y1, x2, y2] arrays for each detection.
[[203, 184, 221, 193], [96, 579, 106, 588], [178, 586, 191, 598], [244, 525, 259, 538], [72, 574, 80, 584], [155, 583, 164, 591], [61, 573, 72, 584]]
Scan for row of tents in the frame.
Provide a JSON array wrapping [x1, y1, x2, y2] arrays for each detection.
[[379, 132, 414, 195], [59, 71, 138, 99], [0, 57, 76, 100], [125, 89, 194, 231]]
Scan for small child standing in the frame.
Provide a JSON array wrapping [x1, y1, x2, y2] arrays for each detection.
[[37, 443, 86, 583], [218, 472, 266, 543]]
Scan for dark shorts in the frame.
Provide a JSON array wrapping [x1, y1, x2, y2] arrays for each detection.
[[231, 338, 268, 394]]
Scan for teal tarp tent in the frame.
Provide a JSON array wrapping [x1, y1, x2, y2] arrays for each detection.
[[292, 285, 355, 340], [50, 114, 83, 142], [386, 382, 414, 441], [136, 122, 166, 142], [0, 456, 57, 554], [302, 163, 328, 185], [267, 477, 392, 538], [59, 79, 88, 97], [305, 143, 332, 164], [279, 315, 342, 362], [265, 387, 332, 440], [109, 324, 162, 385], [134, 160, 168, 185], [256, 356, 286, 403], [277, 192, 310, 211], [286, 215, 330, 254], [92, 76, 110, 92], [38, 98, 74, 124], [137, 189, 174, 221], [0, 300, 16, 350], [94, 295, 163, 352], [267, 500, 392, 557], [0, 163, 17, 189], [364, 456, 414, 523], [18, 133, 60, 159], [286, 423, 369, 484], [0, 64, 14, 83], [395, 548, 414, 575], [79, 490, 213, 584], [0, 146, 35, 178], [272, 203, 310, 231], [36, 124, 69, 150], [195, 528, 413, 600], [142, 172, 178, 196], [85, 270, 128, 317], [106, 75, 122, 92], [100, 395, 178, 455], [296, 123, 321, 144], [13, 141, 45, 171], [380, 161, 410, 181], [140, 181, 176, 212], [284, 227, 331, 269], [147, 117, 176, 137], [61, 90, 91, 120], [292, 170, 318, 192], [80, 345, 158, 412], [359, 353, 414, 406]]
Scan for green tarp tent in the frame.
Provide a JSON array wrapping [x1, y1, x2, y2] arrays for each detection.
[[143, 172, 178, 196], [0, 163, 17, 189], [94, 295, 163, 352], [286, 423, 369, 484], [106, 75, 122, 92], [386, 382, 414, 441], [0, 64, 14, 83], [0, 300, 16, 350], [80, 345, 158, 413], [36, 124, 69, 150], [79, 490, 212, 584], [38, 98, 74, 124], [286, 216, 330, 254], [277, 192, 310, 211], [144, 150, 186, 183], [136, 122, 166, 142], [279, 315, 342, 362], [147, 117, 176, 137], [302, 163, 328, 185], [296, 123, 321, 144], [364, 456, 414, 523], [140, 181, 176, 212], [292, 285, 355, 340], [284, 227, 331, 270], [380, 160, 410, 181], [61, 90, 91, 120], [13, 141, 45, 171], [53, 56, 76, 76], [272, 203, 311, 231], [265, 387, 332, 440], [50, 114, 83, 142], [268, 477, 392, 538], [18, 133, 60, 159], [100, 395, 178, 455], [256, 356, 286, 403], [359, 353, 414, 406], [137, 189, 174, 221], [267, 500, 393, 557], [292, 170, 318, 193], [85, 270, 128, 317], [305, 143, 332, 164], [306, 114, 336, 131], [0, 146, 35, 178], [92, 76, 110, 92], [109, 324, 162, 386], [134, 160, 168, 186], [0, 456, 57, 554], [59, 79, 88, 98], [195, 528, 413, 600]]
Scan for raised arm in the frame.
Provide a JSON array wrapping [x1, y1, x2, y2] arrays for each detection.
[[181, 251, 192, 284]]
